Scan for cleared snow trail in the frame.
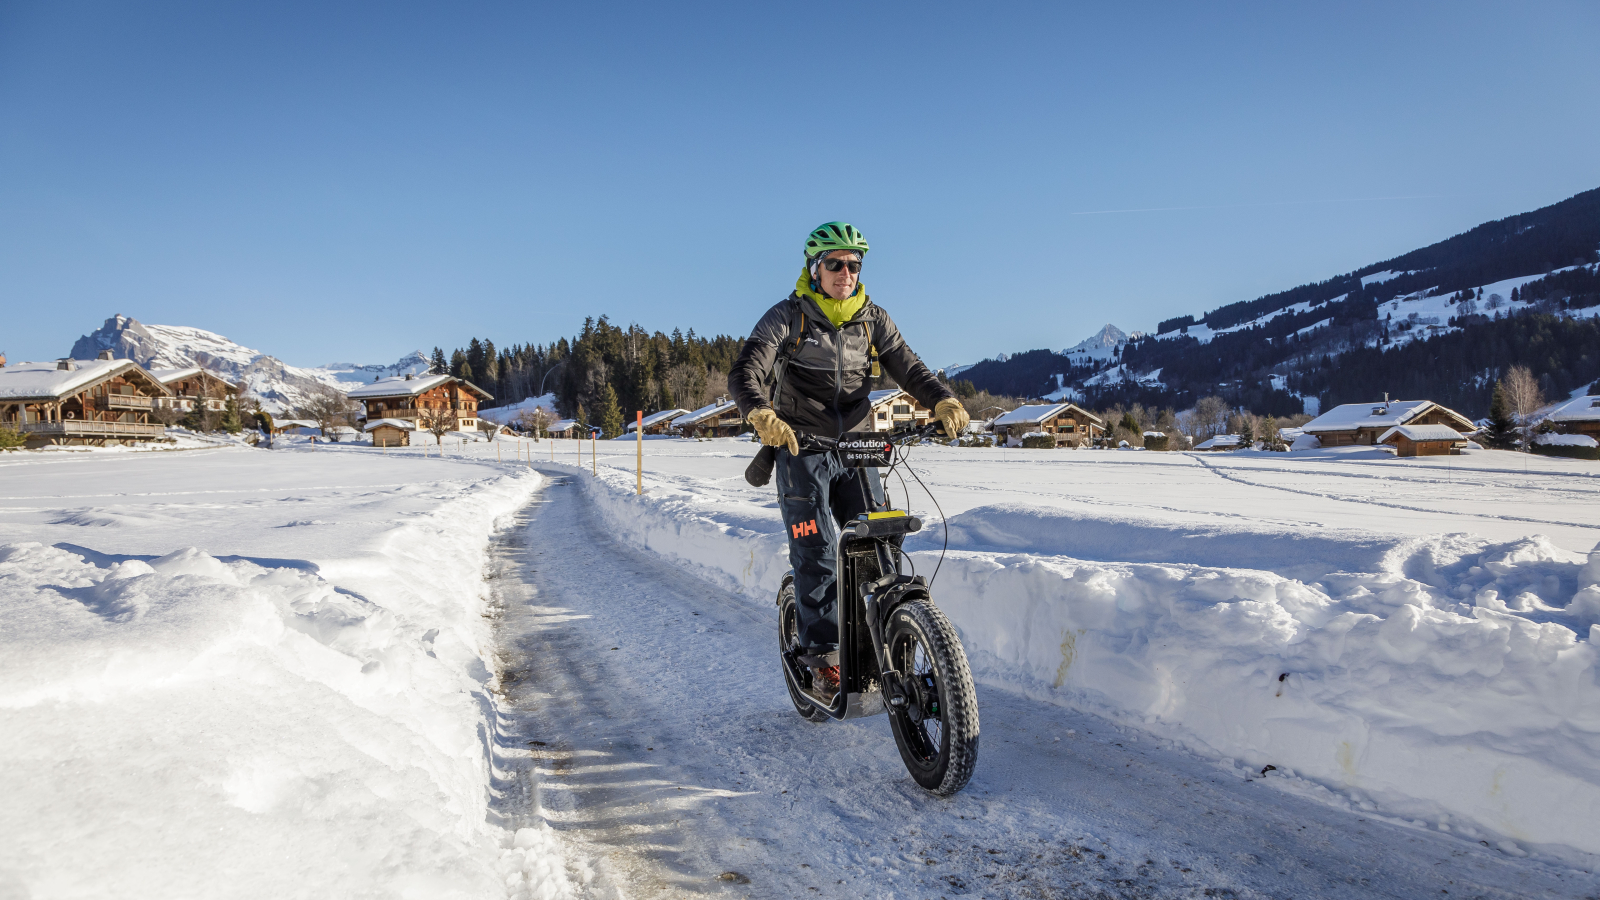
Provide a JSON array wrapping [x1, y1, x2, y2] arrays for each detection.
[[491, 467, 1600, 900]]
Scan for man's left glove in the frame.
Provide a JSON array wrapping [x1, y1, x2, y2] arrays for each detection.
[[934, 398, 970, 439]]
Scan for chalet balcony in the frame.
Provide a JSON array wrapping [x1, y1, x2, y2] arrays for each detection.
[[18, 421, 166, 439], [97, 395, 156, 412]]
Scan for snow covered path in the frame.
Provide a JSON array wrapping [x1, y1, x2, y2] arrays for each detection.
[[493, 466, 1600, 900]]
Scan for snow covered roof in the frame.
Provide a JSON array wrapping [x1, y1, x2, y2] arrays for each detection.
[[363, 418, 416, 432], [272, 419, 317, 429], [626, 408, 691, 431], [992, 403, 1102, 427], [1533, 432, 1597, 448], [1141, 431, 1165, 438], [1378, 424, 1468, 443], [1194, 435, 1243, 450], [868, 389, 906, 406], [1302, 400, 1471, 433], [676, 398, 739, 426], [1546, 394, 1600, 422], [548, 419, 580, 432], [993, 403, 1070, 426], [147, 367, 202, 383], [0, 359, 170, 400], [346, 374, 492, 401]]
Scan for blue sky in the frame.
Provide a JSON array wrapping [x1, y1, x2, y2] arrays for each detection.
[[3, 1, 1598, 370]]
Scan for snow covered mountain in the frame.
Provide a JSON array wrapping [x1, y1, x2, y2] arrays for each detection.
[[959, 186, 1600, 414], [1060, 323, 1146, 364], [69, 315, 429, 414]]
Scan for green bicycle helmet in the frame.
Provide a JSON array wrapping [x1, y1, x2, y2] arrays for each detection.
[[804, 222, 869, 261]]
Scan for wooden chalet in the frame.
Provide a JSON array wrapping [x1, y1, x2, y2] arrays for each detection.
[[547, 419, 591, 439], [627, 408, 691, 436], [1379, 424, 1468, 457], [148, 366, 238, 414], [865, 389, 933, 433], [364, 418, 416, 447], [675, 398, 746, 438], [989, 402, 1104, 447], [1546, 395, 1600, 441], [347, 373, 492, 432], [1301, 399, 1473, 447], [0, 355, 172, 447]]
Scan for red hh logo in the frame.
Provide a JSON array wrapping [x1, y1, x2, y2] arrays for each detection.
[[791, 519, 818, 539]]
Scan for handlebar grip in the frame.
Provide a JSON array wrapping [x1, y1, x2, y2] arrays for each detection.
[[745, 444, 778, 487]]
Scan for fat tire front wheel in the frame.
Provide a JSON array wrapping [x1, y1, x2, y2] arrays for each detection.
[[885, 599, 979, 795], [778, 582, 826, 721]]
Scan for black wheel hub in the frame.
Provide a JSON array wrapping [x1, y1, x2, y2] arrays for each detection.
[[905, 672, 940, 723]]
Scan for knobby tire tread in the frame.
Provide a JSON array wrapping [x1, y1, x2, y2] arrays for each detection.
[[889, 599, 979, 796]]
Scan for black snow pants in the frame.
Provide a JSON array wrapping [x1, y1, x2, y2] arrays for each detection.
[[774, 446, 888, 653]]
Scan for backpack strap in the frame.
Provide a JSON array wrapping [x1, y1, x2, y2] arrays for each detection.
[[768, 299, 807, 410]]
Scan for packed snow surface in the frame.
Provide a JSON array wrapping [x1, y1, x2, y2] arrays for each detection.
[[0, 444, 575, 898], [548, 438, 1600, 862]]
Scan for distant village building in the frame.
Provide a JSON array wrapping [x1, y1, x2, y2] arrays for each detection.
[[148, 367, 238, 414], [547, 419, 589, 439], [865, 389, 933, 433], [0, 355, 171, 447], [364, 418, 416, 447], [675, 398, 745, 438], [1545, 394, 1600, 440], [1194, 434, 1244, 451], [627, 408, 691, 435], [1379, 424, 1469, 457], [990, 403, 1104, 447], [347, 373, 492, 432], [267, 418, 318, 436], [1301, 399, 1474, 447]]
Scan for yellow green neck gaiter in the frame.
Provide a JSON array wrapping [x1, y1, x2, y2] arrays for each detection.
[[795, 268, 867, 327]]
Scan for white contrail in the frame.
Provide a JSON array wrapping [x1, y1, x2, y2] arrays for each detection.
[[1070, 195, 1440, 215]]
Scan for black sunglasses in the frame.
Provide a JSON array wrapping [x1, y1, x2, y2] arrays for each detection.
[[822, 258, 862, 274]]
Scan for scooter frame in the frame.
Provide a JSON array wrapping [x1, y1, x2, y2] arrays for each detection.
[[776, 427, 941, 721]]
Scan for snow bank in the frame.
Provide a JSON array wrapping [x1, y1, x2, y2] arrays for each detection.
[[560, 461, 1600, 859], [0, 468, 575, 899]]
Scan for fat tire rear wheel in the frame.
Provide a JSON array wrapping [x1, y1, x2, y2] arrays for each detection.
[[885, 599, 979, 795], [778, 582, 826, 721]]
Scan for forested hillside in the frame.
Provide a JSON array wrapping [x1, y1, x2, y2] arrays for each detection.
[[432, 318, 743, 435], [963, 187, 1600, 418]]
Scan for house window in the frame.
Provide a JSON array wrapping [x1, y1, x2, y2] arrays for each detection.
[[893, 404, 911, 415], [877, 411, 887, 420]]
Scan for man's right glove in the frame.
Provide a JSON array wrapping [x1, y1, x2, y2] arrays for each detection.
[[748, 407, 799, 456], [934, 397, 971, 439]]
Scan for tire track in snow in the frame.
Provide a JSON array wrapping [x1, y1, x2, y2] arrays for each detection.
[[1193, 455, 1598, 531], [488, 467, 1600, 900]]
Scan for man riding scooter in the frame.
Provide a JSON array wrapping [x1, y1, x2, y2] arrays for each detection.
[[728, 222, 969, 697]]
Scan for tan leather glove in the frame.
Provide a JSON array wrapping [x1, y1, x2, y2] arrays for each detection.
[[748, 407, 799, 456], [934, 397, 970, 439]]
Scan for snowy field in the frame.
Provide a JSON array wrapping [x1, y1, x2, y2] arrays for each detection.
[[561, 437, 1600, 864], [0, 441, 572, 899], [4, 435, 1599, 896]]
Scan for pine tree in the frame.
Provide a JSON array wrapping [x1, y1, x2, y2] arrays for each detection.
[[221, 396, 243, 434], [597, 384, 624, 439], [1483, 382, 1519, 449], [182, 397, 205, 431], [574, 402, 587, 427], [430, 348, 447, 375]]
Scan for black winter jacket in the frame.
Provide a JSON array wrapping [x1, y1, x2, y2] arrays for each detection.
[[729, 291, 954, 438]]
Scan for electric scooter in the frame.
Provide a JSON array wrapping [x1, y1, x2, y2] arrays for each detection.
[[747, 423, 979, 795]]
